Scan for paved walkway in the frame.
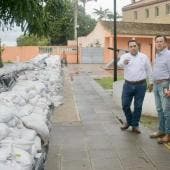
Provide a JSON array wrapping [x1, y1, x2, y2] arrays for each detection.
[[45, 64, 170, 170]]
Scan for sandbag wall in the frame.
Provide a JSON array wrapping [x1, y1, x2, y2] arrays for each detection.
[[0, 54, 63, 170]]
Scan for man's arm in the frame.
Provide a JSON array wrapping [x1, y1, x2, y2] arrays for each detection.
[[145, 56, 153, 92], [117, 54, 129, 67]]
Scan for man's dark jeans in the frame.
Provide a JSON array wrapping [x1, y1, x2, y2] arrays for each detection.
[[121, 81, 147, 127]]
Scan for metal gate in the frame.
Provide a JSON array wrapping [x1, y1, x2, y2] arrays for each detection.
[[81, 47, 104, 64]]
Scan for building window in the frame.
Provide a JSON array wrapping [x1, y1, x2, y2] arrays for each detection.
[[134, 11, 138, 19], [166, 4, 170, 15], [145, 9, 149, 18], [155, 6, 159, 16]]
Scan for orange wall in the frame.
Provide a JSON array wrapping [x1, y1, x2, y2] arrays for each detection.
[[104, 36, 154, 64], [2, 46, 39, 62], [2, 46, 79, 64]]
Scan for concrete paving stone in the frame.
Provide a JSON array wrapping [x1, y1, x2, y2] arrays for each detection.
[[61, 160, 92, 170], [47, 144, 62, 157], [61, 143, 87, 153], [89, 148, 118, 159], [86, 135, 113, 150], [155, 165, 170, 170], [62, 150, 89, 161], [84, 129, 108, 136], [120, 157, 156, 170], [91, 158, 123, 170], [45, 154, 61, 170], [96, 113, 114, 121]]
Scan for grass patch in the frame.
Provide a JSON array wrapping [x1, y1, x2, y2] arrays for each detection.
[[140, 115, 158, 130], [95, 76, 123, 89]]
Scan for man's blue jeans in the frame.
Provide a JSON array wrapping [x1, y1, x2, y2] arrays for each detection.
[[154, 81, 170, 134], [121, 81, 147, 127]]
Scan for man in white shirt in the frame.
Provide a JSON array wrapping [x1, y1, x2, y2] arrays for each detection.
[[118, 39, 153, 133]]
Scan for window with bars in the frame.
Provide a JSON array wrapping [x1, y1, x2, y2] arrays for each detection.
[[134, 11, 138, 19], [145, 9, 149, 18], [155, 6, 159, 16], [166, 4, 170, 15]]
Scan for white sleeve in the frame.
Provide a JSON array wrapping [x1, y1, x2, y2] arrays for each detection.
[[117, 54, 126, 67], [145, 56, 153, 84]]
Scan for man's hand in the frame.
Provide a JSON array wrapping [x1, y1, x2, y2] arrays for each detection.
[[148, 84, 153, 92], [124, 59, 130, 65], [164, 89, 170, 97]]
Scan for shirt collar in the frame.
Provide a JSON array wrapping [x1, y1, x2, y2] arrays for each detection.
[[157, 48, 168, 56]]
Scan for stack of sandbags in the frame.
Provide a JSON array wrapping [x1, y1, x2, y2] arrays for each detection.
[[0, 54, 63, 170]]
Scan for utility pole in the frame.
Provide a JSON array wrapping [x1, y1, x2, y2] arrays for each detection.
[[113, 0, 117, 81], [74, 0, 78, 40]]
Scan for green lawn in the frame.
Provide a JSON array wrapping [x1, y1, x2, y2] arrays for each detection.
[[140, 115, 158, 130], [95, 76, 123, 89]]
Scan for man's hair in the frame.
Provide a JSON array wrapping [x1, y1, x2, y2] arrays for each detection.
[[128, 39, 138, 46], [155, 35, 167, 42]]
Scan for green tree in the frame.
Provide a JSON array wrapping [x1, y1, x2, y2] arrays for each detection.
[[17, 35, 50, 46], [43, 0, 96, 45], [93, 7, 122, 21], [44, 0, 74, 45], [107, 13, 122, 21], [0, 0, 45, 35], [77, 5, 96, 37], [93, 7, 110, 21]]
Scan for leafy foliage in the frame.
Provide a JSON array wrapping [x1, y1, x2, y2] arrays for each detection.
[[44, 0, 74, 45], [17, 35, 49, 46], [0, 0, 96, 45], [77, 5, 96, 37], [93, 7, 122, 21], [0, 0, 45, 34]]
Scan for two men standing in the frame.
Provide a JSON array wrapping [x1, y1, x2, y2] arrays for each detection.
[[118, 36, 170, 143]]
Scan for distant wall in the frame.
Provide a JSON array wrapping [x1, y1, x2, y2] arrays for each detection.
[[2, 46, 79, 64]]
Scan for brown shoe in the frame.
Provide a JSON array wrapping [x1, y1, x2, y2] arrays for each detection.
[[120, 123, 129, 130], [157, 135, 170, 144], [150, 132, 165, 138], [132, 127, 141, 134]]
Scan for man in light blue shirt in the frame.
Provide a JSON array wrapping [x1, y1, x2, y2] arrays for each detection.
[[150, 35, 170, 144]]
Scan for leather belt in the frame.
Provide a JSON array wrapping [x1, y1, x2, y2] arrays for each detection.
[[125, 79, 146, 85], [154, 79, 170, 84]]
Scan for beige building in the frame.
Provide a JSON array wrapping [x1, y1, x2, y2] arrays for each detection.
[[122, 0, 170, 23]]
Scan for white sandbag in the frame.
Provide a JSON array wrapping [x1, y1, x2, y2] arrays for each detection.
[[51, 95, 64, 107], [7, 117, 19, 127], [13, 147, 33, 170], [32, 107, 49, 117], [16, 104, 33, 117], [0, 142, 33, 170], [0, 123, 10, 140], [20, 128, 37, 141], [29, 95, 41, 106], [21, 115, 49, 144], [9, 128, 36, 142], [0, 144, 12, 162], [31, 136, 42, 155], [13, 139, 34, 153], [27, 89, 38, 100], [0, 162, 23, 170], [45, 55, 60, 68], [0, 105, 14, 123]]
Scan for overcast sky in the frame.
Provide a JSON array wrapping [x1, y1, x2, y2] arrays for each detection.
[[0, 0, 131, 46], [86, 0, 131, 16]]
